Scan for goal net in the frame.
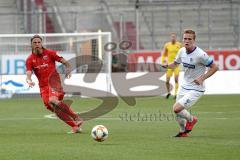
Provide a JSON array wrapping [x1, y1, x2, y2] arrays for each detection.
[[0, 32, 112, 98]]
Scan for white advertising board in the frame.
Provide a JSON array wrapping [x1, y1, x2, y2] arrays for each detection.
[[0, 71, 239, 98]]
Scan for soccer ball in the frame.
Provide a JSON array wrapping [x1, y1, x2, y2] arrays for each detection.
[[91, 125, 108, 142]]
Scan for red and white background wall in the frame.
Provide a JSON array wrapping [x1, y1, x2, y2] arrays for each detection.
[[128, 50, 240, 94]]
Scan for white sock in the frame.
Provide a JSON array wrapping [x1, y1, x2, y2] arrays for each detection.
[[176, 115, 186, 132], [177, 109, 193, 122]]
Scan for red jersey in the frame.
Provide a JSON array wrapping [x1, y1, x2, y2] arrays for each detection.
[[26, 49, 63, 88]]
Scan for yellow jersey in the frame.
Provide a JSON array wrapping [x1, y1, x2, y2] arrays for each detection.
[[161, 41, 182, 64]]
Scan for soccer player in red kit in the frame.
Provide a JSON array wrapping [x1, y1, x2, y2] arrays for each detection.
[[25, 35, 83, 133]]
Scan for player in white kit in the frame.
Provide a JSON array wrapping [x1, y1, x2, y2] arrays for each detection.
[[163, 29, 218, 137]]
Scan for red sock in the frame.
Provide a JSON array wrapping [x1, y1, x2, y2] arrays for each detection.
[[45, 104, 54, 112], [58, 102, 79, 120], [54, 108, 76, 127]]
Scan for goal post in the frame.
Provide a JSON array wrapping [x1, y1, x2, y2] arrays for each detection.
[[0, 32, 112, 98]]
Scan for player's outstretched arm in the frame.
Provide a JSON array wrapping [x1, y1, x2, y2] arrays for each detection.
[[194, 63, 218, 85], [161, 46, 168, 65], [60, 58, 72, 78]]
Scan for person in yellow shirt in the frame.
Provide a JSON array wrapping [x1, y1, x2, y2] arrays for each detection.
[[161, 33, 182, 99]]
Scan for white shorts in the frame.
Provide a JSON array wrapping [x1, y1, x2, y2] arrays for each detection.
[[176, 88, 204, 109]]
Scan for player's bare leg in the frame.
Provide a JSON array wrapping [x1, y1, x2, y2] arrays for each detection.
[[173, 103, 196, 137], [165, 76, 171, 99], [174, 74, 179, 99]]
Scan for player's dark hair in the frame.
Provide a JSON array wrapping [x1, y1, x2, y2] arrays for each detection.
[[183, 29, 196, 40], [31, 34, 42, 43]]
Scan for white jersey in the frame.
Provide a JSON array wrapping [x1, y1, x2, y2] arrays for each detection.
[[174, 46, 213, 92]]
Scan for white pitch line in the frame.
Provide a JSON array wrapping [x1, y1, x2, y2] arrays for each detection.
[[198, 112, 224, 114], [0, 117, 45, 121], [0, 115, 236, 121], [0, 116, 120, 121], [44, 114, 57, 119], [215, 118, 228, 120], [44, 114, 120, 120]]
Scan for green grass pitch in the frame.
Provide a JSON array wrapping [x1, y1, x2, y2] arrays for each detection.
[[0, 95, 239, 160]]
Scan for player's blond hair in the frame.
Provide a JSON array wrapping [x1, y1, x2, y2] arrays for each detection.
[[183, 29, 196, 40], [30, 34, 45, 51]]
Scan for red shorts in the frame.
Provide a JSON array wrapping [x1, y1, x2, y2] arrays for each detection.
[[40, 86, 65, 107]]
